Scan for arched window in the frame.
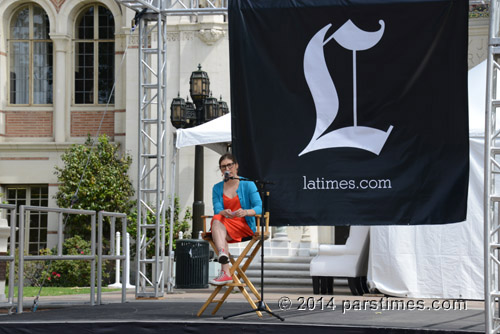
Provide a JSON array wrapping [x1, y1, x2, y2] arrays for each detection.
[[74, 5, 115, 105], [9, 4, 53, 105]]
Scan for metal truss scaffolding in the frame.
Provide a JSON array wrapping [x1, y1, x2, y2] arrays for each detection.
[[136, 7, 168, 298], [115, 0, 228, 298], [486, 0, 500, 332], [119, 0, 228, 16]]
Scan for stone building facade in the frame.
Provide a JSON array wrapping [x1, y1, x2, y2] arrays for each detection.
[[0, 0, 490, 255]]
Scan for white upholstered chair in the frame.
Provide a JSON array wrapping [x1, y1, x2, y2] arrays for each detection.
[[309, 226, 370, 295]]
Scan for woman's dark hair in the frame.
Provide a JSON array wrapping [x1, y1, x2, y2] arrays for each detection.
[[219, 153, 237, 166]]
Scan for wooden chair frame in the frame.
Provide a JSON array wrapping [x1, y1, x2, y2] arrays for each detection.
[[197, 213, 272, 317]]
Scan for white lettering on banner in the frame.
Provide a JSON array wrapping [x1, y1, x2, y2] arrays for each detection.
[[302, 176, 392, 190], [300, 19, 393, 157]]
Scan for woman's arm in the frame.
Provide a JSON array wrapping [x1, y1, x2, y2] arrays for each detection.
[[212, 183, 224, 214], [247, 182, 263, 215]]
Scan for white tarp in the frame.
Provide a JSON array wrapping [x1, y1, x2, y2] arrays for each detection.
[[468, 60, 486, 136], [367, 61, 486, 299], [175, 113, 231, 155]]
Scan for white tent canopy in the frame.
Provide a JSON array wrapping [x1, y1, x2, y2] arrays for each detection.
[[175, 113, 231, 155], [367, 61, 486, 299]]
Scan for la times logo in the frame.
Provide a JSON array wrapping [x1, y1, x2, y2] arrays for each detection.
[[302, 176, 392, 190]]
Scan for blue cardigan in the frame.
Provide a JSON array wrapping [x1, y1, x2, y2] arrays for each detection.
[[212, 179, 263, 232]]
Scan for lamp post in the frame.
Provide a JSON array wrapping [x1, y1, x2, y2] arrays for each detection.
[[170, 65, 229, 237]]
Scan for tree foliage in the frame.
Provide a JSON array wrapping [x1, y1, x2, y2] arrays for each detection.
[[54, 135, 135, 238]]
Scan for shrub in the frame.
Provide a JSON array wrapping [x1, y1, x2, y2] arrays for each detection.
[[44, 236, 109, 287], [7, 236, 109, 287], [54, 134, 135, 239]]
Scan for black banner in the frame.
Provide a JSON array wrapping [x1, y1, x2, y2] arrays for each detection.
[[229, 0, 469, 226]]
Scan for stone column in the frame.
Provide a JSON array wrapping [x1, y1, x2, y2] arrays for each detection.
[[298, 226, 312, 256], [50, 34, 70, 143], [270, 226, 291, 256]]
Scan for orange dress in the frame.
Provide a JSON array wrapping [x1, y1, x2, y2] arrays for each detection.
[[211, 194, 254, 243]]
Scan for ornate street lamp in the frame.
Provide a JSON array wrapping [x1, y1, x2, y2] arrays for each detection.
[[170, 65, 229, 237], [218, 95, 229, 117], [184, 97, 197, 127], [203, 93, 219, 122], [189, 64, 210, 106], [170, 93, 186, 129]]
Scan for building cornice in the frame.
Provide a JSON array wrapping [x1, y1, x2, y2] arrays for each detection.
[[0, 142, 73, 152]]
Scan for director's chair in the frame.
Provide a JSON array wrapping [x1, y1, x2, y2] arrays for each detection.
[[197, 213, 272, 317]]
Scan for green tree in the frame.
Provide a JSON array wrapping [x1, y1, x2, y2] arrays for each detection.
[[54, 135, 135, 238]]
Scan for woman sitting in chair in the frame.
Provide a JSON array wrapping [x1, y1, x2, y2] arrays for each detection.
[[209, 153, 262, 285]]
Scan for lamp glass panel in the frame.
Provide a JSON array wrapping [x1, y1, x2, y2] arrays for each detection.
[[173, 105, 181, 120], [208, 105, 215, 119], [192, 78, 202, 95], [205, 98, 218, 121]]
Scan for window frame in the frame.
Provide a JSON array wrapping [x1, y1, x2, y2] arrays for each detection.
[[7, 3, 53, 106], [73, 4, 115, 106], [5, 185, 49, 255]]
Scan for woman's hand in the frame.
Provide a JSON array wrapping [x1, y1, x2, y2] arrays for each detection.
[[220, 209, 234, 218], [233, 209, 248, 218]]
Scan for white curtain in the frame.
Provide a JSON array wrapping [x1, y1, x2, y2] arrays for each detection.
[[10, 42, 29, 104]]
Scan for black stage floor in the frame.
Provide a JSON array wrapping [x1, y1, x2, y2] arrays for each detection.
[[0, 291, 485, 334]]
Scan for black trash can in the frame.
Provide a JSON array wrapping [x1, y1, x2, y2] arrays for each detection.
[[175, 239, 209, 288]]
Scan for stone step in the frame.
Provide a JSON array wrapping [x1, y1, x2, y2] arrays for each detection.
[[247, 262, 310, 271], [253, 256, 314, 264], [244, 256, 315, 286], [250, 277, 313, 286], [248, 277, 348, 286], [227, 246, 316, 261], [218, 249, 316, 286], [245, 269, 311, 278], [224, 253, 313, 264]]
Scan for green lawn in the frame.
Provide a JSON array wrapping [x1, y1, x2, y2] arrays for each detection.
[[6, 286, 121, 297]]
